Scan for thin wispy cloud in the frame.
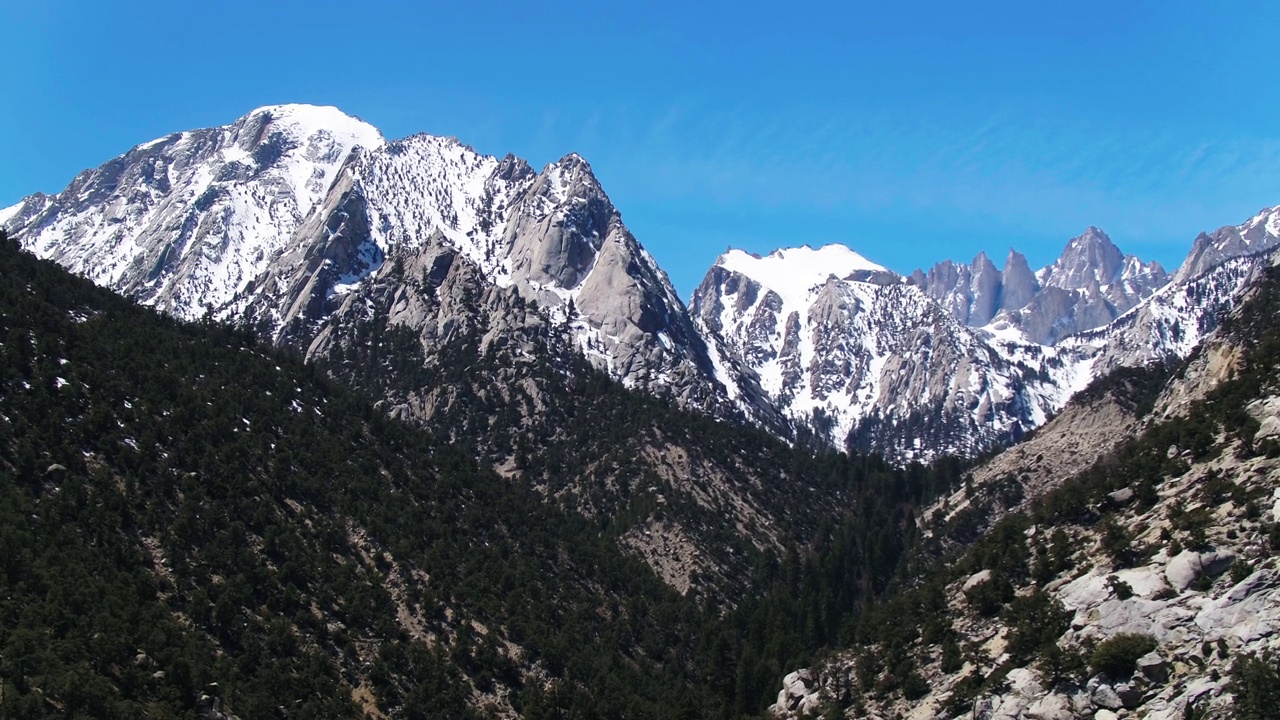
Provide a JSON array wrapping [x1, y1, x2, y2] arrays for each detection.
[[594, 104, 1278, 221], [537, 99, 1279, 291]]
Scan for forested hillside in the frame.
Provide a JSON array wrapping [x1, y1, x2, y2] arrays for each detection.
[[0, 231, 968, 718], [0, 229, 721, 717]]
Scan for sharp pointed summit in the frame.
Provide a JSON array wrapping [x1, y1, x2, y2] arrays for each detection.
[[1040, 226, 1125, 290]]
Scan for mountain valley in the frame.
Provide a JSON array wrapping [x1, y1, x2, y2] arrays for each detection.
[[3, 104, 1280, 719]]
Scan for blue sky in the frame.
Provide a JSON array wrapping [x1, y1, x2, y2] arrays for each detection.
[[3, 1, 1279, 297]]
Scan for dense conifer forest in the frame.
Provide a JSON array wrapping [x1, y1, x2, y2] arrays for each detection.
[[0, 230, 972, 717]]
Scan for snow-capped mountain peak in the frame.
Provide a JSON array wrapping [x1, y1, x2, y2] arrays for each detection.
[[716, 244, 893, 306], [2, 104, 386, 320], [243, 103, 385, 147], [693, 242, 1082, 459], [696, 210, 1274, 459], [1174, 204, 1280, 283], [226, 103, 385, 217], [4, 105, 736, 421], [0, 202, 21, 226]]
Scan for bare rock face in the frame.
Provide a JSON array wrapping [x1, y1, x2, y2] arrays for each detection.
[[236, 167, 382, 341], [506, 153, 611, 290], [910, 251, 1007, 326], [999, 286, 1074, 345], [1001, 249, 1039, 312], [571, 222, 718, 404], [1175, 205, 1280, 283], [1007, 227, 1167, 345], [1040, 227, 1126, 291], [970, 252, 1004, 326]]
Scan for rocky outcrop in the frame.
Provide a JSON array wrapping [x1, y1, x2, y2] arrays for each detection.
[[1001, 249, 1039, 313], [910, 251, 1005, 326], [1175, 205, 1280, 283], [775, 432, 1280, 720], [772, 669, 821, 716], [506, 153, 610, 290]]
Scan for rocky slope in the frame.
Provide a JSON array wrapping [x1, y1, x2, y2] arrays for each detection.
[[768, 256, 1280, 720], [0, 234, 738, 718], [4, 108, 848, 606]]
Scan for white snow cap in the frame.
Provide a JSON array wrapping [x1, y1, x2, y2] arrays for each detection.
[[717, 244, 889, 305], [0, 202, 22, 226], [246, 103, 386, 150]]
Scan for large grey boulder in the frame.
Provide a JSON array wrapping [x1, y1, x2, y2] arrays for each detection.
[[964, 569, 995, 593], [1107, 487, 1135, 505], [771, 669, 816, 714], [1165, 550, 1235, 591], [1137, 651, 1169, 683], [1194, 567, 1280, 644], [1025, 693, 1075, 720], [1091, 683, 1123, 710], [1114, 680, 1144, 709]]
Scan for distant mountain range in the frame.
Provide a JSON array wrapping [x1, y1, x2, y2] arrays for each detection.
[[6, 104, 1280, 460]]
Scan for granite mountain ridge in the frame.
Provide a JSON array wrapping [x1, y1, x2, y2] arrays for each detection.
[[6, 103, 1280, 460]]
